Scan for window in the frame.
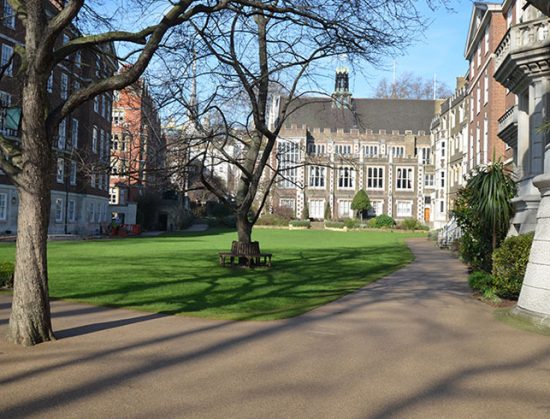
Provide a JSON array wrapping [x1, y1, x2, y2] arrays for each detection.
[[58, 119, 66, 149], [440, 171, 445, 188], [420, 147, 431, 164], [441, 141, 446, 158], [93, 95, 99, 113], [55, 198, 63, 222], [68, 200, 76, 222], [92, 126, 98, 153], [484, 29, 489, 55], [71, 118, 78, 148], [1, 44, 13, 76], [99, 129, 105, 160], [279, 198, 295, 210], [69, 161, 77, 185], [113, 110, 124, 125], [391, 146, 404, 158], [396, 167, 413, 190], [0, 193, 6, 220], [56, 158, 64, 183], [367, 167, 384, 189], [95, 57, 101, 78], [62, 34, 69, 45], [308, 166, 325, 188], [101, 95, 106, 118], [75, 50, 81, 68], [476, 46, 481, 67], [363, 145, 378, 157], [112, 134, 119, 150], [277, 140, 299, 189], [73, 79, 80, 92], [424, 174, 434, 187], [338, 200, 352, 218], [396, 201, 413, 217], [109, 187, 118, 204], [440, 200, 445, 213], [308, 199, 324, 219], [484, 71, 489, 105], [338, 166, 354, 189], [47, 73, 53, 93], [60, 73, 68, 100], [90, 173, 96, 188], [476, 85, 481, 114], [334, 144, 351, 155], [3, 0, 15, 29], [308, 143, 326, 155], [371, 200, 383, 216]]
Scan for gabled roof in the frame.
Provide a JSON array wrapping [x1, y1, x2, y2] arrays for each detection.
[[280, 97, 438, 134], [464, 2, 502, 59]]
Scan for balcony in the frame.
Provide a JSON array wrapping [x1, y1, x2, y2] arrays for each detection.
[[497, 105, 518, 148], [494, 17, 550, 91]]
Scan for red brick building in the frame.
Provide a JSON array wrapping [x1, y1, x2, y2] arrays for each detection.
[[0, 0, 116, 235], [464, 2, 510, 171], [109, 77, 163, 224]]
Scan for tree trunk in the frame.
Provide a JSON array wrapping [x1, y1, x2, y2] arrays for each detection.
[[8, 187, 54, 346], [7, 40, 55, 345], [236, 213, 252, 243]]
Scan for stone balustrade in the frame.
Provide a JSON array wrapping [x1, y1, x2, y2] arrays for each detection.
[[494, 17, 550, 73]]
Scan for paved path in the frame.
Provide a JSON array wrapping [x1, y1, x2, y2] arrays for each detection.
[[1, 239, 550, 418]]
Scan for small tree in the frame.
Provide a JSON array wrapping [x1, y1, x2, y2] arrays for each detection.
[[351, 190, 372, 221]]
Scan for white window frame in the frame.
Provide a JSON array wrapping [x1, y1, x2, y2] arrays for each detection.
[[363, 145, 379, 157], [279, 198, 295, 210], [371, 200, 383, 217], [1, 44, 13, 76], [396, 167, 414, 191], [69, 161, 77, 185], [366, 166, 384, 190], [92, 126, 98, 153], [60, 73, 69, 100], [308, 166, 325, 189], [338, 166, 355, 190], [68, 199, 76, 222], [71, 118, 78, 148], [308, 199, 325, 219], [58, 119, 66, 149], [338, 199, 353, 218], [396, 200, 413, 218], [3, 0, 15, 29], [391, 146, 404, 158], [56, 158, 64, 183], [55, 198, 63, 222], [0, 192, 7, 220]]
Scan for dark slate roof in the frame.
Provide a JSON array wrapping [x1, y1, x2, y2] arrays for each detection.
[[282, 97, 437, 134]]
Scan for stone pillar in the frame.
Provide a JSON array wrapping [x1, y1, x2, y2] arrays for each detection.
[[516, 173, 550, 321]]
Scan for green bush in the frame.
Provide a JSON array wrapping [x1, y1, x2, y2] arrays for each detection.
[[179, 212, 194, 229], [289, 219, 311, 228], [368, 214, 396, 229], [458, 234, 492, 272], [491, 232, 534, 299], [343, 218, 360, 229], [256, 214, 289, 226], [0, 261, 14, 288], [400, 218, 423, 230], [468, 271, 494, 293], [325, 221, 345, 229]]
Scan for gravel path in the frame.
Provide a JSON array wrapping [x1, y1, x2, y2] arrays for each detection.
[[1, 238, 549, 418]]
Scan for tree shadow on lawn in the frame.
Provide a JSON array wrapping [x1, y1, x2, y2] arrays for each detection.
[[49, 243, 412, 321]]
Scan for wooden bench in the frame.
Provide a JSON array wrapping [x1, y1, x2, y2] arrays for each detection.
[[219, 241, 272, 267]]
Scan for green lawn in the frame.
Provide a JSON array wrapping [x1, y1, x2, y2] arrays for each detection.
[[0, 229, 424, 320]]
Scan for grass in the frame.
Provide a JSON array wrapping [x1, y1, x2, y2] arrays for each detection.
[[0, 228, 424, 320]]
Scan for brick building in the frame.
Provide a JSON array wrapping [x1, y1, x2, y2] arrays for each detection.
[[269, 69, 438, 223], [0, 0, 116, 235], [109, 77, 163, 225]]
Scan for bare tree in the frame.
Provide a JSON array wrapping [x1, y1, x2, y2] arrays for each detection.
[[2, 0, 255, 347], [374, 71, 453, 99], [154, 1, 447, 245]]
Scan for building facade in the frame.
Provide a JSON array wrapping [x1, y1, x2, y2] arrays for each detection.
[[0, 0, 116, 235], [492, 0, 550, 319], [269, 69, 437, 223], [109, 77, 163, 225]]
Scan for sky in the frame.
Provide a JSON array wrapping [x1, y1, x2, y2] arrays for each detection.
[[339, 0, 475, 98]]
